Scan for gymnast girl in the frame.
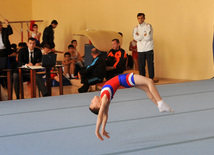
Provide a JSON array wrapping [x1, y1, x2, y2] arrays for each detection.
[[89, 73, 174, 141]]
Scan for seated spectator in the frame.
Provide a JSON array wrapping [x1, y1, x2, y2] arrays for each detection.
[[41, 44, 58, 82], [68, 44, 83, 78], [8, 44, 18, 73], [9, 42, 27, 76], [105, 39, 127, 80], [73, 48, 106, 93], [71, 39, 85, 63], [62, 52, 73, 79], [8, 43, 17, 57], [8, 44, 18, 70], [48, 52, 72, 86], [16, 42, 27, 62], [11, 42, 27, 89], [18, 42, 27, 49], [40, 48, 71, 86], [13, 38, 48, 99], [71, 39, 78, 50]]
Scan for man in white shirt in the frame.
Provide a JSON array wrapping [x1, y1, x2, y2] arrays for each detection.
[[133, 13, 154, 79]]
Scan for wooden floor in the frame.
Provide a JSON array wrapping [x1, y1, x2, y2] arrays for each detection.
[[1, 70, 193, 101]]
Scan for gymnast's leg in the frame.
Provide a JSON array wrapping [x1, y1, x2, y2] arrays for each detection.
[[134, 74, 174, 113], [134, 74, 161, 101], [135, 85, 158, 106]]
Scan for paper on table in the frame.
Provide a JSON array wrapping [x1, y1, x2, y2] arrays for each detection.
[[27, 66, 44, 69], [20, 65, 44, 69]]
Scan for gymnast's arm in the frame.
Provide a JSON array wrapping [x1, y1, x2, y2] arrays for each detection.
[[95, 95, 109, 141], [101, 105, 110, 139]]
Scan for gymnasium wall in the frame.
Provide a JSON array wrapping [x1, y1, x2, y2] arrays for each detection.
[[4, 0, 214, 80], [1, 0, 32, 45]]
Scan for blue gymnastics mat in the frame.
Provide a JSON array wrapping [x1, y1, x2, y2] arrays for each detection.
[[0, 80, 214, 155]]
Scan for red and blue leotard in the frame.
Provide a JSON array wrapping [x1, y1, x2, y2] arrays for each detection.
[[100, 73, 135, 101]]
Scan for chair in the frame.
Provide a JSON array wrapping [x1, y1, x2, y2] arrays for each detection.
[[0, 57, 12, 101]]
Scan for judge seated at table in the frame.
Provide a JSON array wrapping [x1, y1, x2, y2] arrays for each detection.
[[13, 37, 48, 99]]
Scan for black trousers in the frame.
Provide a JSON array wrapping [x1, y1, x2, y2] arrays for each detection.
[[138, 50, 154, 79], [13, 72, 48, 99], [0, 49, 8, 58], [0, 54, 8, 89], [78, 70, 103, 93]]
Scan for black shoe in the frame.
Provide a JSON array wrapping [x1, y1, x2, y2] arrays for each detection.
[[78, 85, 89, 93], [78, 87, 83, 93], [43, 93, 49, 97]]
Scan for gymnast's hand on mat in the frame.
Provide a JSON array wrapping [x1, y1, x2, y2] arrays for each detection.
[[95, 130, 104, 141], [95, 130, 110, 141], [102, 130, 110, 139]]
